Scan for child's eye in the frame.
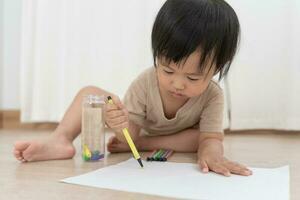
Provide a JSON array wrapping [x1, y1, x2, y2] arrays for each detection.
[[187, 76, 199, 81], [163, 70, 173, 74]]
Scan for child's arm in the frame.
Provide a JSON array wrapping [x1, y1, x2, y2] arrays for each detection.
[[197, 132, 252, 176]]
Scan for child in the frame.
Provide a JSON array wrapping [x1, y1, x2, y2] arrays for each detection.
[[14, 0, 252, 177]]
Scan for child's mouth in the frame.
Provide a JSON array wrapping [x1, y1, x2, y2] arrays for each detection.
[[170, 91, 184, 98]]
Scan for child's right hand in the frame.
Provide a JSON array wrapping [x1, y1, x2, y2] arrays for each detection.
[[104, 95, 129, 135]]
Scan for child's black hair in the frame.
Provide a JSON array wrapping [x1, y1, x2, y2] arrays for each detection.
[[152, 0, 240, 80]]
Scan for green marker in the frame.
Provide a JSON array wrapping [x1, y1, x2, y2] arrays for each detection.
[[154, 149, 165, 161], [150, 150, 161, 161]]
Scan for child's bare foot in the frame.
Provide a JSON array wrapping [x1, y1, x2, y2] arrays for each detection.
[[107, 136, 132, 153], [13, 133, 75, 162]]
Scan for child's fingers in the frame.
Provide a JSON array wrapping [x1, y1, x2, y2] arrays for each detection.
[[225, 161, 252, 176], [110, 95, 124, 109], [209, 163, 231, 177], [104, 95, 129, 132], [122, 108, 129, 118], [112, 122, 129, 131], [106, 116, 127, 126], [198, 159, 209, 173], [106, 110, 124, 119], [104, 103, 119, 112], [105, 108, 128, 125]]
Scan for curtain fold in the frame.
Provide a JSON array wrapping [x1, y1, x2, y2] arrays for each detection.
[[20, 0, 165, 122]]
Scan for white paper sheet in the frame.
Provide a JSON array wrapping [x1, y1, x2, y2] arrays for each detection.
[[61, 159, 289, 200]]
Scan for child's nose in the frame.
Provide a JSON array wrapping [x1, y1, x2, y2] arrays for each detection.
[[172, 79, 185, 90]]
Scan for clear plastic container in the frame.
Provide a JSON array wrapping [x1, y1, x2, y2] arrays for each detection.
[[81, 94, 105, 161]]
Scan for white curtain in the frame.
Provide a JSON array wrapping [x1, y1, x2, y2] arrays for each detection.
[[226, 0, 300, 130], [20, 0, 165, 122]]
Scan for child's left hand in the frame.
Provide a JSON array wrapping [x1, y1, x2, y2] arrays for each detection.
[[197, 138, 252, 177], [198, 153, 252, 177]]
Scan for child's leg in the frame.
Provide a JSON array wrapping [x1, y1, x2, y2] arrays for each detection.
[[108, 128, 199, 153], [14, 86, 113, 162]]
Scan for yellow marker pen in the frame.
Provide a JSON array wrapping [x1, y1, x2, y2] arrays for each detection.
[[107, 96, 144, 168]]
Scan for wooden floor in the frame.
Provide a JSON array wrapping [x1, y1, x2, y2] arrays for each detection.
[[0, 129, 299, 200]]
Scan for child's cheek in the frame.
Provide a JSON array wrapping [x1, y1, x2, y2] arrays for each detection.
[[191, 83, 207, 96]]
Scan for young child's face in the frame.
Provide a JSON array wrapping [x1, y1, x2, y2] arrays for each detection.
[[156, 50, 215, 100]]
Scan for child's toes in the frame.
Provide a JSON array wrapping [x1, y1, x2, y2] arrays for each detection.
[[14, 150, 23, 160], [22, 143, 39, 161], [14, 150, 20, 157]]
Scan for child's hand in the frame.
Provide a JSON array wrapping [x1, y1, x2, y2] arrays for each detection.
[[104, 95, 129, 135], [198, 153, 252, 177], [197, 138, 252, 177]]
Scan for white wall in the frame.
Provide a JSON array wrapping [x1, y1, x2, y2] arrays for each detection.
[[0, 0, 21, 109], [0, 0, 3, 108]]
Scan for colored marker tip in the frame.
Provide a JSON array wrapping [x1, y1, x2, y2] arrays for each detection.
[[137, 158, 144, 168]]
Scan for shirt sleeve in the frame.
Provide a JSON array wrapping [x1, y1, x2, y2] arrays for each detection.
[[199, 84, 224, 134], [123, 73, 147, 127]]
